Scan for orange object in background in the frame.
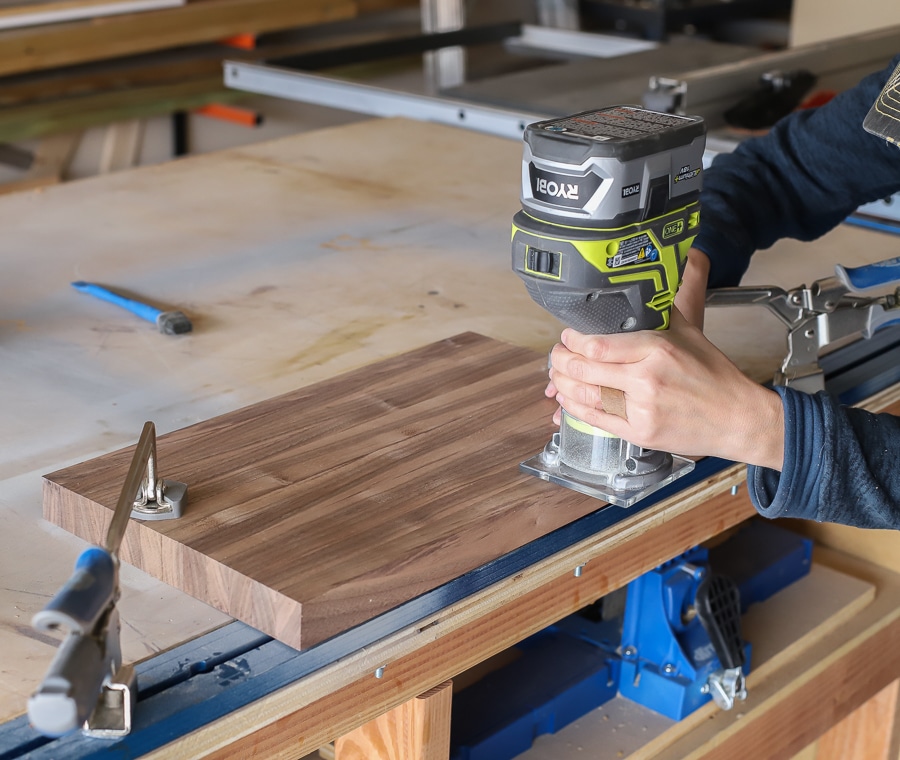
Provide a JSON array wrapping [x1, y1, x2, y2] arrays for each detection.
[[220, 32, 256, 50], [195, 103, 263, 128]]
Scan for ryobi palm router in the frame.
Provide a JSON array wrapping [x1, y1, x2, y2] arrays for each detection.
[[512, 105, 706, 506]]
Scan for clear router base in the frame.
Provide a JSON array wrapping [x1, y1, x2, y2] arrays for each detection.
[[519, 432, 695, 508]]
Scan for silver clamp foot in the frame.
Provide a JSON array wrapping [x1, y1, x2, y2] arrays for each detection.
[[130, 421, 187, 520]]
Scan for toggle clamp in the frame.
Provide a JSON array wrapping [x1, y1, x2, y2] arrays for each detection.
[[130, 422, 187, 521], [618, 547, 749, 721], [707, 255, 900, 392], [28, 421, 187, 738]]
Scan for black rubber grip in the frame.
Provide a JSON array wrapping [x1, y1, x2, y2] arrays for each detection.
[[696, 573, 745, 670]]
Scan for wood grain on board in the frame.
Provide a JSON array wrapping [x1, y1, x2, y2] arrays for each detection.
[[43, 332, 613, 651]]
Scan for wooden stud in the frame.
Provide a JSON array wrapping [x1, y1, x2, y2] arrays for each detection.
[[334, 681, 452, 760], [816, 679, 900, 760]]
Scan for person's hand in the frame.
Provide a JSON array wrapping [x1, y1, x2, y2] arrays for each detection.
[[545, 309, 785, 470], [542, 249, 711, 401], [674, 247, 710, 329]]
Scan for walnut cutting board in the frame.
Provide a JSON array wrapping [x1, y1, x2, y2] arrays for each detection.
[[43, 333, 609, 650]]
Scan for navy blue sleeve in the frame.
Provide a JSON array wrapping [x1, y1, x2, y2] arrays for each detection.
[[695, 54, 900, 288], [748, 387, 900, 529]]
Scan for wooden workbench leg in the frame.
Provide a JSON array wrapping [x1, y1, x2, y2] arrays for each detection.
[[815, 678, 900, 760], [334, 680, 452, 760]]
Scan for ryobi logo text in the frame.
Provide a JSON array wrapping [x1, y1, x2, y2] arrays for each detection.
[[537, 178, 579, 199], [529, 165, 602, 209]]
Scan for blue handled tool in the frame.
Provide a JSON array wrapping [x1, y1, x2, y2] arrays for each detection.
[[836, 255, 900, 293], [71, 281, 192, 335], [706, 254, 900, 392], [27, 422, 174, 738]]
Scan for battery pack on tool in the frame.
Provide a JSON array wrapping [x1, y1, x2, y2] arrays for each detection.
[[512, 106, 706, 504], [513, 106, 704, 334]]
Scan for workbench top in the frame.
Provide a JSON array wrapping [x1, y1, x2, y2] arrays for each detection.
[[1, 116, 897, 728]]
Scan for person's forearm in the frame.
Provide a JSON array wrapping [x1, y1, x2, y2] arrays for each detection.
[[749, 389, 900, 529], [675, 247, 710, 329]]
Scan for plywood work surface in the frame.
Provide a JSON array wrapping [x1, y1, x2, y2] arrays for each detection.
[[42, 332, 598, 650], [5, 115, 900, 723]]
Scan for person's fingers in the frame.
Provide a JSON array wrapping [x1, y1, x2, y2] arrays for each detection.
[[551, 350, 644, 397], [559, 328, 655, 365], [548, 368, 602, 408], [545, 378, 558, 398]]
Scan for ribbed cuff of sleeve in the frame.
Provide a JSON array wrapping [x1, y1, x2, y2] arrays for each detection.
[[747, 387, 828, 521]]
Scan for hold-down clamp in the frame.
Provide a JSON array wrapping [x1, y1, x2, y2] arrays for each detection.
[[706, 256, 900, 392], [28, 421, 187, 738]]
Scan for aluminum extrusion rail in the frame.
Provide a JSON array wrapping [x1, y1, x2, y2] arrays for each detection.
[[224, 61, 548, 140]]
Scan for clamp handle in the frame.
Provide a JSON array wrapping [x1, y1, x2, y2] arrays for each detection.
[[32, 548, 116, 635], [695, 572, 748, 710], [836, 256, 900, 294], [27, 631, 106, 737], [865, 302, 900, 339], [695, 573, 745, 671]]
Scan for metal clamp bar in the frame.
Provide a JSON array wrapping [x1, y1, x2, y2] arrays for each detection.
[[224, 61, 547, 140], [110, 422, 156, 549]]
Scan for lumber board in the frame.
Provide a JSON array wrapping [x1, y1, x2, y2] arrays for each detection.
[[0, 75, 239, 142], [44, 332, 626, 651], [0, 0, 183, 30], [144, 529, 897, 760], [0, 0, 356, 77]]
